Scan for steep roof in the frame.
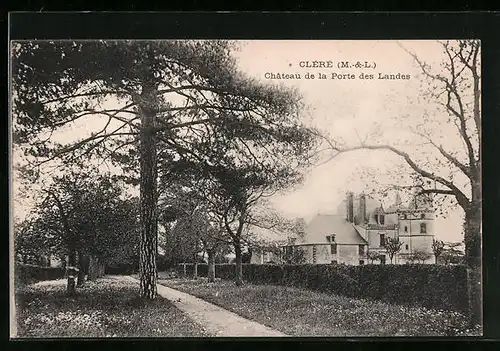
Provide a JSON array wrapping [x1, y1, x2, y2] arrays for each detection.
[[305, 214, 368, 245], [247, 224, 284, 243], [364, 223, 398, 230], [384, 205, 399, 213]]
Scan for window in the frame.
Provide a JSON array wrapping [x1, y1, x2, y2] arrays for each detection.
[[404, 226, 408, 233], [380, 215, 385, 225], [359, 260, 365, 265], [331, 234, 335, 241], [380, 234, 386, 247], [403, 214, 407, 219], [331, 260, 337, 264], [359, 245, 364, 255], [375, 214, 379, 223], [326, 236, 331, 242], [420, 223, 427, 234], [405, 244, 409, 250], [380, 255, 386, 265], [421, 213, 425, 219], [330, 243, 337, 254]]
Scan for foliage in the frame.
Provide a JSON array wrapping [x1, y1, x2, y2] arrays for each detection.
[[14, 218, 63, 266], [162, 146, 315, 285], [15, 170, 140, 267], [282, 246, 306, 264], [12, 39, 319, 297], [175, 263, 470, 314], [158, 186, 233, 269], [439, 242, 465, 265], [366, 251, 381, 264], [432, 239, 445, 263], [407, 250, 433, 264], [384, 237, 403, 263], [15, 264, 65, 286], [291, 218, 307, 242]]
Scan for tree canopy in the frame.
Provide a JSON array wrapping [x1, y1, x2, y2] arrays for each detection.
[[12, 40, 319, 297]]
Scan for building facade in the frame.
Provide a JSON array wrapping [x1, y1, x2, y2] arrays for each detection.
[[253, 191, 435, 266]]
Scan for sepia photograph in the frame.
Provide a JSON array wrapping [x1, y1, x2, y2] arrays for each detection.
[[10, 39, 482, 338]]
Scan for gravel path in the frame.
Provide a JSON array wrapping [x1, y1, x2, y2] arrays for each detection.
[[115, 276, 288, 337]]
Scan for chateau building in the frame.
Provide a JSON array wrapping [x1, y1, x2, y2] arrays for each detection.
[[251, 190, 435, 265]]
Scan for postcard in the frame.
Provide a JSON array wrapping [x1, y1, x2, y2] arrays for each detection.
[[10, 37, 482, 338]]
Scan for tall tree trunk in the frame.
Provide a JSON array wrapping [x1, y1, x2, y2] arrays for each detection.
[[67, 248, 77, 296], [88, 255, 97, 280], [464, 187, 481, 269], [99, 259, 105, 278], [234, 243, 243, 286], [76, 252, 86, 287], [138, 83, 158, 299], [464, 182, 481, 327], [207, 249, 216, 283], [193, 253, 198, 280]]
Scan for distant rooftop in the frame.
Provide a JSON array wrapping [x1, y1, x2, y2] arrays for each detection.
[[304, 214, 368, 245]]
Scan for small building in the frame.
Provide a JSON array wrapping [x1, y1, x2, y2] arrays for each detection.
[[288, 214, 368, 265]]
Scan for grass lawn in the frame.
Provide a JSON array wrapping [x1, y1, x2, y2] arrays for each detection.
[[14, 276, 211, 338], [158, 276, 482, 337]]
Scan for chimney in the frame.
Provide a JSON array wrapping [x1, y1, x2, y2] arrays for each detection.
[[346, 192, 354, 222], [395, 192, 402, 207], [359, 194, 367, 223]]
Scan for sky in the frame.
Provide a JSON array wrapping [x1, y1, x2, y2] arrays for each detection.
[[11, 40, 477, 244], [231, 40, 474, 243]]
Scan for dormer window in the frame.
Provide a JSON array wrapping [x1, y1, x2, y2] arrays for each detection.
[[404, 226, 408, 233], [403, 214, 407, 219], [420, 213, 425, 219], [379, 215, 385, 225], [326, 236, 331, 242], [358, 245, 364, 255], [420, 223, 427, 234]]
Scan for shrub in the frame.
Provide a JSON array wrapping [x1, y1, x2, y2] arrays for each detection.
[[105, 263, 137, 275], [173, 263, 470, 313], [15, 264, 65, 285]]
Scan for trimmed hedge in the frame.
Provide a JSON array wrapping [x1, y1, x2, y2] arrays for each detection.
[[175, 263, 470, 313], [15, 264, 65, 285], [105, 263, 138, 275]]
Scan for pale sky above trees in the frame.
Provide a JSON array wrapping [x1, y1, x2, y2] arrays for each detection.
[[12, 40, 474, 244], [233, 40, 471, 243]]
